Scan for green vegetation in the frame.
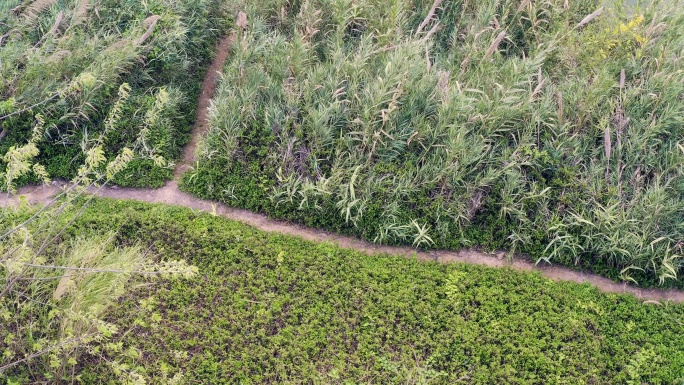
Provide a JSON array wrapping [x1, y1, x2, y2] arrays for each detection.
[[1, 189, 199, 383], [1, 0, 229, 188], [2, 198, 684, 383], [3, 0, 684, 383], [182, 0, 684, 285]]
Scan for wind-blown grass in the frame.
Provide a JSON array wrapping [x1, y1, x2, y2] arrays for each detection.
[[183, 0, 684, 286], [0, 0, 229, 188]]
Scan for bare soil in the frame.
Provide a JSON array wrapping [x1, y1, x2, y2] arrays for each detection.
[[174, 33, 235, 179], [4, 34, 684, 304]]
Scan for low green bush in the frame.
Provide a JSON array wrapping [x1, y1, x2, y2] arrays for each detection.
[[5, 198, 683, 383]]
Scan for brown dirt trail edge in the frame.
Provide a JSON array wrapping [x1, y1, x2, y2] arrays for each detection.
[[173, 33, 235, 179], [4, 35, 684, 303]]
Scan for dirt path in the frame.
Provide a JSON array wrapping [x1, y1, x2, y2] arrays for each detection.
[[174, 33, 235, 179], [4, 35, 684, 303]]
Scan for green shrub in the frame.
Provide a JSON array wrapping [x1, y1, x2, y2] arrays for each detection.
[[5, 198, 681, 384]]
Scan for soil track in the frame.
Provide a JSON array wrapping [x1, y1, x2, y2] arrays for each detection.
[[174, 33, 235, 179], [4, 34, 684, 303]]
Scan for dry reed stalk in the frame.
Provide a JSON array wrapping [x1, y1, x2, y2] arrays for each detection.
[[517, 0, 531, 13], [53, 273, 73, 301], [474, 27, 490, 41], [604, 124, 611, 160], [23, 0, 58, 20], [142, 14, 160, 28], [33, 10, 63, 48], [617, 163, 626, 198], [537, 67, 542, 84], [604, 123, 611, 182], [136, 15, 161, 46], [415, 0, 443, 36], [576, 7, 603, 29], [617, 69, 626, 146], [531, 79, 545, 98], [615, 69, 629, 194], [436, 70, 450, 102], [467, 189, 484, 219], [531, 67, 545, 99], [460, 55, 471, 73], [425, 45, 431, 73], [72, 0, 90, 25], [48, 11, 64, 35], [422, 22, 442, 41], [484, 31, 506, 58], [0, 31, 12, 47], [490, 16, 500, 30], [604, 109, 612, 181], [236, 12, 248, 31]]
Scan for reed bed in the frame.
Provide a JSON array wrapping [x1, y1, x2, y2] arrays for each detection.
[[0, 0, 229, 188], [185, 0, 684, 285]]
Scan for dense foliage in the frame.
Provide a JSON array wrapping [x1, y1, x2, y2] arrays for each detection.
[[3, 199, 683, 383], [1, 0, 229, 188], [1, 190, 197, 383], [182, 0, 684, 285], [2, 0, 684, 382]]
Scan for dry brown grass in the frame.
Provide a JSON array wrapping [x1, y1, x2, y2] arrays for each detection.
[[136, 15, 161, 46], [484, 30, 507, 58], [72, 0, 90, 26], [23, 0, 58, 21]]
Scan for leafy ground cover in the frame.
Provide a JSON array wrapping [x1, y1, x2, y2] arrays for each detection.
[[181, 0, 684, 285], [1, 0, 229, 188], [3, 198, 684, 383]]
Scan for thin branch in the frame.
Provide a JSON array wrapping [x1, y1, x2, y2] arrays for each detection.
[[575, 7, 603, 29], [0, 94, 59, 122], [20, 263, 163, 275]]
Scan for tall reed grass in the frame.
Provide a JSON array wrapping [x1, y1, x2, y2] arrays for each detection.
[[186, 0, 684, 285], [0, 0, 229, 188]]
